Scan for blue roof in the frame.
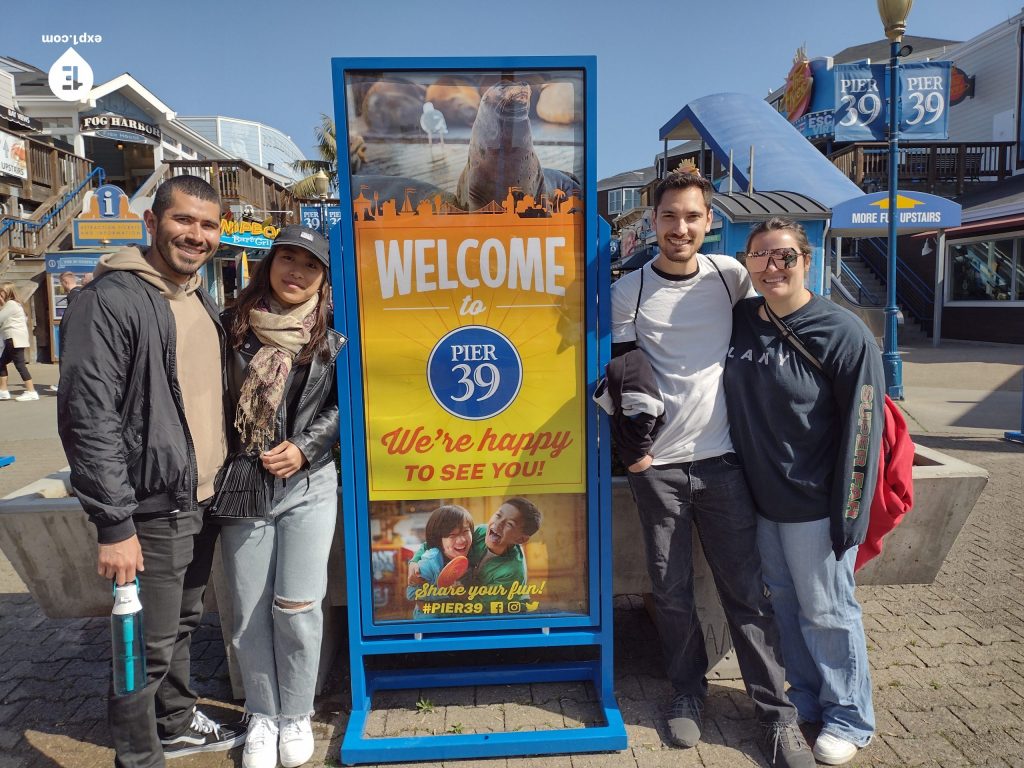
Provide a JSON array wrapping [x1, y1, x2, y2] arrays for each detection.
[[659, 93, 863, 209]]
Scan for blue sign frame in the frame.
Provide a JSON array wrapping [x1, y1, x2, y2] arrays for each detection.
[[331, 55, 624, 764]]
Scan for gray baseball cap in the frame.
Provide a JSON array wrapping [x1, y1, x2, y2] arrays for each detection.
[[270, 225, 330, 271]]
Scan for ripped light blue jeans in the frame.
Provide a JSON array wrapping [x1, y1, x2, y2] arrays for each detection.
[[220, 464, 338, 718]]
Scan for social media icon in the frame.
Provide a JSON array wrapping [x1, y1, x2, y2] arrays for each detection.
[[48, 47, 93, 102]]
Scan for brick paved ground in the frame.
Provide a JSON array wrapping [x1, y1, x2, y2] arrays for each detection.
[[2, 352, 1023, 767]]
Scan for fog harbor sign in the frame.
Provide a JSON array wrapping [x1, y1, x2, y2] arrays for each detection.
[[79, 113, 162, 144]]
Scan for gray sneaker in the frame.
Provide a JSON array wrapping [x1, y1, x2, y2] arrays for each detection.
[[665, 693, 703, 747], [762, 720, 815, 768]]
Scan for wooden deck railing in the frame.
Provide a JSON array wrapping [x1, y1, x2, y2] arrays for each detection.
[[18, 137, 93, 205], [829, 141, 1014, 197], [165, 160, 299, 222], [0, 144, 97, 271]]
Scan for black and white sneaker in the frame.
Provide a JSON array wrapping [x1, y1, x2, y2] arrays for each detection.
[[161, 709, 247, 758]]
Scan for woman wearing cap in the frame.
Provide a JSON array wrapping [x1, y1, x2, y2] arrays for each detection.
[[218, 225, 344, 768], [723, 218, 884, 766], [0, 282, 38, 401]]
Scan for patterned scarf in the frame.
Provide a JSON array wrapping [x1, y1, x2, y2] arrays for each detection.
[[234, 294, 319, 452]]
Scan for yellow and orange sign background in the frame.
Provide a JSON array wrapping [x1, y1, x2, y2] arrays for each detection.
[[355, 202, 586, 501]]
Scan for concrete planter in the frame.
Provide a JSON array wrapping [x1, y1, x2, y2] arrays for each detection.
[[0, 444, 989, 685], [0, 471, 108, 618], [855, 444, 989, 586], [610, 443, 989, 674], [0, 469, 347, 698]]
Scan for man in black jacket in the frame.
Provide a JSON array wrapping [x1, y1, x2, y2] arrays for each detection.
[[58, 175, 245, 767]]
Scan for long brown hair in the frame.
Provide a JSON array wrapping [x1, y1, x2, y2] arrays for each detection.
[[229, 251, 331, 365], [0, 281, 16, 305]]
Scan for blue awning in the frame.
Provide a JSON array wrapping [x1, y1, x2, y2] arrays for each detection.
[[660, 93, 863, 209]]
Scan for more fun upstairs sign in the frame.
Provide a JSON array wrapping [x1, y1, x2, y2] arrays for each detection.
[[830, 190, 961, 236]]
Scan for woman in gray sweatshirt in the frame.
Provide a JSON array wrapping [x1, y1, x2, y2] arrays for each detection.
[[724, 218, 884, 767]]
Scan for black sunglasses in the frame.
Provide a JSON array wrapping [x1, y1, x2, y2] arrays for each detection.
[[743, 247, 802, 271]]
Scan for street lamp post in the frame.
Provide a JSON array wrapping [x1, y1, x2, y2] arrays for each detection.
[[877, 0, 913, 400], [312, 170, 330, 238]]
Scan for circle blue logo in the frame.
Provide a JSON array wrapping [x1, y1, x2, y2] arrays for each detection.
[[427, 326, 523, 420]]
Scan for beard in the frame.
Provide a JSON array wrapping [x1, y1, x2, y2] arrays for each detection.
[[157, 236, 212, 277]]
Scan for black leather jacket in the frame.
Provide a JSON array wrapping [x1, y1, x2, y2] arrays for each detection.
[[58, 271, 226, 544], [222, 309, 344, 479]]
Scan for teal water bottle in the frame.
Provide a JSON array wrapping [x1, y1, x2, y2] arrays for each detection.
[[111, 580, 146, 695]]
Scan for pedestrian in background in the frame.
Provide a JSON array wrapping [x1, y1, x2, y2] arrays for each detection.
[[0, 281, 38, 401], [52, 271, 83, 393], [217, 225, 343, 768], [725, 217, 883, 766], [59, 271, 81, 312]]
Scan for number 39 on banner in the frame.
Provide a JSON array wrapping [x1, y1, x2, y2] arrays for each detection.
[[833, 61, 950, 142], [899, 64, 950, 139]]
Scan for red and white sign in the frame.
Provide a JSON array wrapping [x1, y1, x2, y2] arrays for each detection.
[[0, 129, 28, 179]]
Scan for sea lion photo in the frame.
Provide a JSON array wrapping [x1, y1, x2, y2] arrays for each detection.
[[456, 81, 545, 211], [424, 77, 480, 126], [361, 80, 427, 134], [456, 81, 581, 211], [536, 82, 578, 125]]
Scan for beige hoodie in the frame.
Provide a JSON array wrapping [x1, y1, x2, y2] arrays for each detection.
[[95, 247, 226, 502]]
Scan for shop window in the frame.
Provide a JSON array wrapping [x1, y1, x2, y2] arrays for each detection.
[[608, 187, 640, 215], [949, 238, 1017, 302]]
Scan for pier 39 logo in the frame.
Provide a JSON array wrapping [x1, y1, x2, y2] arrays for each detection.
[[427, 326, 523, 420]]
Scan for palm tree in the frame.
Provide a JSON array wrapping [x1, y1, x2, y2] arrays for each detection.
[[290, 114, 338, 198]]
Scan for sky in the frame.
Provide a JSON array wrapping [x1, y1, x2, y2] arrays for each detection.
[[3, 0, 1022, 179]]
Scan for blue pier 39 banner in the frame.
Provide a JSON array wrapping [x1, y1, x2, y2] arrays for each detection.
[[833, 61, 951, 142]]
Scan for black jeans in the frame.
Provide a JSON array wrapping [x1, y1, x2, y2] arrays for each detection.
[[626, 454, 797, 724], [108, 511, 219, 768], [0, 339, 31, 382]]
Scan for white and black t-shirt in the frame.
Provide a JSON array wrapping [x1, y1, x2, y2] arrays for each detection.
[[610, 255, 753, 465]]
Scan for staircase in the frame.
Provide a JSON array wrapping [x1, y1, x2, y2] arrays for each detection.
[[835, 254, 930, 345], [0, 167, 105, 280], [2, 259, 45, 284], [838, 255, 884, 306]]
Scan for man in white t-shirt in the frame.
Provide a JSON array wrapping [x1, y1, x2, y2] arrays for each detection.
[[611, 172, 812, 768]]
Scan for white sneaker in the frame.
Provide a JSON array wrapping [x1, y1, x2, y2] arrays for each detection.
[[0, 390, 9, 400], [242, 714, 279, 768], [279, 715, 314, 768], [813, 732, 860, 765], [15, 391, 38, 401]]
